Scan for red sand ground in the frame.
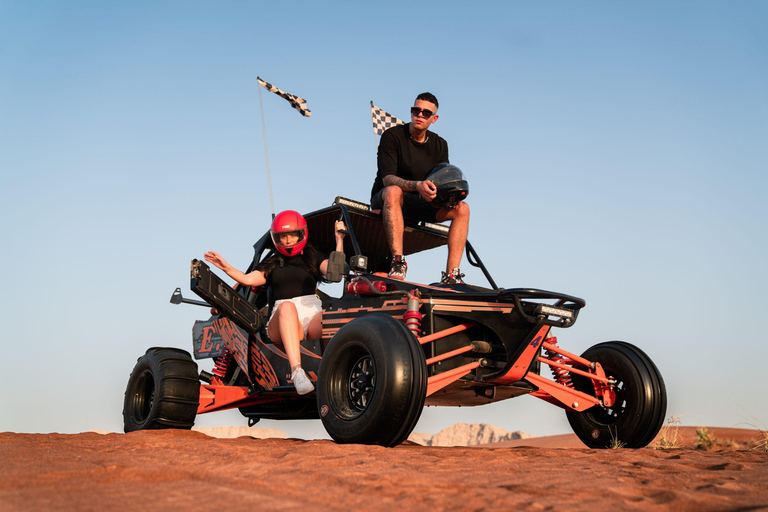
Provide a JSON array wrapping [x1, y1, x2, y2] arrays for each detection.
[[1, 427, 766, 511]]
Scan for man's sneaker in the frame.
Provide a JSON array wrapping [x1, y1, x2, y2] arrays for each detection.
[[291, 367, 315, 395], [440, 268, 465, 285], [388, 256, 407, 280]]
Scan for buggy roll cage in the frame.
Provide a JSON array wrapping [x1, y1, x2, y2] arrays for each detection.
[[183, 197, 587, 329], [332, 196, 498, 288], [330, 197, 586, 326]]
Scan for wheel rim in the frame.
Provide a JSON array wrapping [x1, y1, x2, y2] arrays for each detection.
[[131, 370, 155, 424], [348, 355, 376, 412], [587, 375, 627, 425], [328, 343, 376, 420]]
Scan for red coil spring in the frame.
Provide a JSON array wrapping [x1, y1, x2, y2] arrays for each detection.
[[212, 348, 233, 378], [544, 337, 573, 388], [403, 291, 423, 338]]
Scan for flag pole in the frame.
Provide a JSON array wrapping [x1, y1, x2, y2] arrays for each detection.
[[370, 101, 379, 155], [258, 83, 276, 220]]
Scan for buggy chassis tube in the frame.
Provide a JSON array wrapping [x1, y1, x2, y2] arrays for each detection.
[[465, 241, 498, 290], [525, 373, 600, 412], [337, 205, 363, 257], [418, 321, 480, 396], [524, 340, 615, 412], [500, 288, 586, 328], [198, 382, 286, 414]]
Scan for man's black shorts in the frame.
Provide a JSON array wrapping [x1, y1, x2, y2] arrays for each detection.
[[370, 190, 439, 223]]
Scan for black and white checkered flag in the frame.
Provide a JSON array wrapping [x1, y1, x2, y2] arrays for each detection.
[[371, 101, 404, 135], [257, 77, 311, 117]]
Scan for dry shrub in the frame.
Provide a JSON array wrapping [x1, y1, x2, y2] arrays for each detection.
[[738, 409, 768, 452], [750, 423, 768, 452], [652, 415, 682, 450], [695, 427, 715, 450]]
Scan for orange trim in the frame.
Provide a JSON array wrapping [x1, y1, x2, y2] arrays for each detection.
[[299, 345, 322, 359], [426, 361, 481, 397], [197, 384, 284, 414], [419, 321, 476, 345], [525, 373, 600, 412], [541, 341, 593, 367], [432, 305, 514, 313], [538, 356, 611, 384], [262, 343, 288, 358], [425, 345, 472, 365], [485, 325, 550, 384]]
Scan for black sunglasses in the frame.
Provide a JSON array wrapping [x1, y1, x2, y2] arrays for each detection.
[[410, 107, 435, 119]]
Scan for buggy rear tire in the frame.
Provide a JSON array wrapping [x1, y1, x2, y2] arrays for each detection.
[[566, 341, 666, 448], [123, 347, 200, 432], [317, 314, 427, 447]]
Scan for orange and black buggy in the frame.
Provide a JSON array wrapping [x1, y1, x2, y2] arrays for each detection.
[[124, 197, 666, 448]]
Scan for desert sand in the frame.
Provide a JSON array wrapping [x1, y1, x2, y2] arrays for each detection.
[[1, 427, 766, 511]]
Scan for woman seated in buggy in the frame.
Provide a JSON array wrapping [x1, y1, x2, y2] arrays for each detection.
[[204, 210, 345, 395]]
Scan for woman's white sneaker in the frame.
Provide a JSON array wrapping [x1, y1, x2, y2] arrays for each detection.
[[291, 367, 315, 395]]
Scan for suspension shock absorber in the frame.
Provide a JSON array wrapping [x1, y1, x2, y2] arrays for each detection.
[[403, 290, 423, 338], [211, 347, 233, 378], [544, 337, 573, 388]]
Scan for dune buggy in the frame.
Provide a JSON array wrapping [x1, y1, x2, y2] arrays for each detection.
[[123, 197, 666, 448]]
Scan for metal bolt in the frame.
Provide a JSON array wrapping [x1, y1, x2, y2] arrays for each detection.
[[572, 402, 579, 408]]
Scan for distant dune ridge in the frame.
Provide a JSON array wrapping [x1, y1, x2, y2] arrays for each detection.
[[192, 426, 289, 439], [408, 422, 533, 446], [190, 423, 531, 446]]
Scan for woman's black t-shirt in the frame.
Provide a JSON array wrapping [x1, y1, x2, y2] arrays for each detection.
[[264, 252, 326, 300]]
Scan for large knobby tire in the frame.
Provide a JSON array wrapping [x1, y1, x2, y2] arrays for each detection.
[[566, 341, 666, 448], [317, 314, 427, 447], [123, 347, 200, 432]]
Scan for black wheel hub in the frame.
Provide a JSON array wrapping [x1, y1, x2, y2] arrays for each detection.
[[348, 355, 375, 412], [132, 370, 155, 424]]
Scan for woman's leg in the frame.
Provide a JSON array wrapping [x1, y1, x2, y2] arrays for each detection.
[[267, 302, 304, 370], [307, 311, 323, 340]]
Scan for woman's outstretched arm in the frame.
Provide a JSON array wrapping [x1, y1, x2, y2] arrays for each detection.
[[204, 251, 267, 287]]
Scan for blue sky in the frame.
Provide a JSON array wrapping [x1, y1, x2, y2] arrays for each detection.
[[1, 1, 766, 439]]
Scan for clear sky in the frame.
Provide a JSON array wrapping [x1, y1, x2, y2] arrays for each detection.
[[1, 1, 766, 439]]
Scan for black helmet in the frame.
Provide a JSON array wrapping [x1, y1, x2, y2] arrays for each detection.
[[427, 163, 469, 210]]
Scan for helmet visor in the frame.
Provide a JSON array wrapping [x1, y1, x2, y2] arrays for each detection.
[[273, 229, 305, 248]]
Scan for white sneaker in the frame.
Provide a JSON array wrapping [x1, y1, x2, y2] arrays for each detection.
[[291, 368, 315, 395]]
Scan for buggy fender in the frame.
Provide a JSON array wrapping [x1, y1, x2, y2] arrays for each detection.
[[485, 324, 550, 384]]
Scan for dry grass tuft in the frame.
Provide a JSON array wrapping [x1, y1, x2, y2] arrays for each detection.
[[738, 409, 768, 452], [652, 415, 682, 450], [608, 427, 626, 449]]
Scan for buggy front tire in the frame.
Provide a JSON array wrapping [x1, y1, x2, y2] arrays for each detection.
[[566, 341, 666, 448], [123, 347, 200, 432], [317, 314, 427, 447]]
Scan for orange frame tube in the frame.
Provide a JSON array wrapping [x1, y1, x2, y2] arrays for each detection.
[[197, 384, 284, 414], [426, 361, 481, 397], [538, 356, 612, 384], [419, 321, 476, 345]]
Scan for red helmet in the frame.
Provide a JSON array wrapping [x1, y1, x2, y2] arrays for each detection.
[[270, 210, 308, 257]]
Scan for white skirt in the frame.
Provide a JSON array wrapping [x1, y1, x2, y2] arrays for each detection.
[[267, 294, 322, 338]]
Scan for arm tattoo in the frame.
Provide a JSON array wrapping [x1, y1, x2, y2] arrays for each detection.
[[383, 175, 419, 192]]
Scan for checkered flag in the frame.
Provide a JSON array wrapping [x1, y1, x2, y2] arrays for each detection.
[[257, 77, 311, 117], [371, 101, 404, 135]]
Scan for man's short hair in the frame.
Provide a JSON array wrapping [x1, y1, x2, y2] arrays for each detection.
[[416, 92, 439, 110]]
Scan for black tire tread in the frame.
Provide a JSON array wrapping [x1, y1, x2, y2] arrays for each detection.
[[318, 314, 427, 447], [566, 341, 666, 449], [123, 347, 200, 432]]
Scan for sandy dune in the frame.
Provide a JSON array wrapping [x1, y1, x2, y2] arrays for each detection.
[[1, 427, 766, 511]]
